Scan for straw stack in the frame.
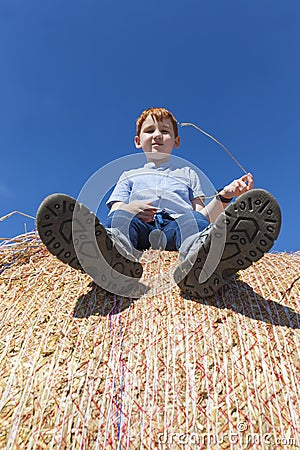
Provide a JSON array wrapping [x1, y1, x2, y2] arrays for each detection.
[[0, 233, 299, 449]]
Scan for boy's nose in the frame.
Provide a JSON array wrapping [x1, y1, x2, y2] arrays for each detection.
[[153, 129, 162, 138]]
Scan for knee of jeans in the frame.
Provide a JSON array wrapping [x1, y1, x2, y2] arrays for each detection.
[[178, 233, 200, 261], [192, 211, 210, 228], [107, 212, 152, 251], [175, 214, 209, 247], [105, 210, 134, 228]]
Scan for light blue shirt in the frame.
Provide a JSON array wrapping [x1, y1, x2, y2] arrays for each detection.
[[106, 161, 205, 217]]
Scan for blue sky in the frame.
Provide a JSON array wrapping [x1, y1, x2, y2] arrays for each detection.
[[0, 0, 299, 251]]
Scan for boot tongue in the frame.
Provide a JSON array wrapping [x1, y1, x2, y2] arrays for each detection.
[[149, 229, 167, 250], [179, 225, 213, 262], [106, 228, 141, 260]]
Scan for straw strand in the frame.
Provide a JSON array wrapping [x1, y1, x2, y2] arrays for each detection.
[[179, 121, 249, 175]]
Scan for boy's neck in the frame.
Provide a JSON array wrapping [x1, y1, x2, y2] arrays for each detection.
[[146, 155, 171, 167]]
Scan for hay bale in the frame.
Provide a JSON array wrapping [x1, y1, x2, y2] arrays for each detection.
[[0, 233, 300, 449]]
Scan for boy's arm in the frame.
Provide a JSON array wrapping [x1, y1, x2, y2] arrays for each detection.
[[192, 195, 225, 223], [191, 197, 206, 211], [193, 173, 254, 223]]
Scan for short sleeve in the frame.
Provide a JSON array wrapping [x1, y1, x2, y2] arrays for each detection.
[[106, 172, 132, 209], [188, 168, 205, 201]]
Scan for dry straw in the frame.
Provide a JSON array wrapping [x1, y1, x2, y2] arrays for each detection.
[[0, 232, 300, 449]]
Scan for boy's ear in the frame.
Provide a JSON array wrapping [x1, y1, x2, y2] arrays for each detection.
[[174, 136, 181, 149], [134, 135, 142, 148]]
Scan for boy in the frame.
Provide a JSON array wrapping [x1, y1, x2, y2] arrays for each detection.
[[37, 107, 281, 298]]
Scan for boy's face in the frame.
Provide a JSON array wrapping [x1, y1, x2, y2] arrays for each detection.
[[134, 115, 180, 163]]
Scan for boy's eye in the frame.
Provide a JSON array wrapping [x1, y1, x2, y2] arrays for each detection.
[[143, 127, 170, 134]]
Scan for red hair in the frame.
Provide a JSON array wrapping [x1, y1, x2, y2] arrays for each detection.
[[136, 107, 179, 137]]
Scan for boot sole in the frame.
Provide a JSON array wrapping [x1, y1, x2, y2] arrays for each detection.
[[36, 194, 143, 294], [174, 189, 281, 298]]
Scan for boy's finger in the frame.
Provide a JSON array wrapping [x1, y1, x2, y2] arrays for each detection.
[[144, 205, 158, 211], [246, 173, 254, 189]]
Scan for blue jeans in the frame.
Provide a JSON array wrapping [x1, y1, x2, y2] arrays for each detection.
[[105, 210, 210, 251]]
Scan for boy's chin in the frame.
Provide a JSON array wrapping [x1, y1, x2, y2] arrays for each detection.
[[146, 152, 171, 161]]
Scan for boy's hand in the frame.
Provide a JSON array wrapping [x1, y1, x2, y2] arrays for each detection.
[[117, 200, 158, 223], [219, 173, 254, 199], [131, 201, 158, 223]]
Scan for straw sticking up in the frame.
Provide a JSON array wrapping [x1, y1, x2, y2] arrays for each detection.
[[179, 121, 248, 175], [0, 211, 36, 222]]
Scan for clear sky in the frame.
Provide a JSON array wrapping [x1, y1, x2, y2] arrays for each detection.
[[0, 0, 299, 251]]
